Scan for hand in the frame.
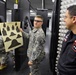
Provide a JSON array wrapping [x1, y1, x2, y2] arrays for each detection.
[[28, 61, 33, 66], [19, 28, 23, 32]]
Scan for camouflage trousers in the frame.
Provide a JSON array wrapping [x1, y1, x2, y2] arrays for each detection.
[[29, 62, 41, 75]]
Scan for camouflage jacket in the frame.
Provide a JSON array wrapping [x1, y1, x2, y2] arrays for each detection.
[[22, 28, 45, 62], [0, 36, 4, 51]]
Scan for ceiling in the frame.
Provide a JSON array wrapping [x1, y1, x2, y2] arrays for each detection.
[[29, 0, 54, 11], [6, 0, 54, 11]]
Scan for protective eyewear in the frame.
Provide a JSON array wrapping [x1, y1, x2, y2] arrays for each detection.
[[34, 20, 43, 22]]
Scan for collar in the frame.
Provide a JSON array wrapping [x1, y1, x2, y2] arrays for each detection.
[[66, 31, 76, 42], [32, 28, 41, 33]]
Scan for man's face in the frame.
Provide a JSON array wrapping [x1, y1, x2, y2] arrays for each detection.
[[64, 10, 76, 30], [34, 17, 43, 28]]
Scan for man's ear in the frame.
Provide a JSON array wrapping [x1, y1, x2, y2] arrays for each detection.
[[73, 16, 76, 23]]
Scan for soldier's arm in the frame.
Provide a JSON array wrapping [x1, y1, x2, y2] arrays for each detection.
[[22, 31, 30, 38], [19, 28, 30, 38]]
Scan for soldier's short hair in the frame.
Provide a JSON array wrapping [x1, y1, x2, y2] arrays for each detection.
[[35, 15, 43, 21]]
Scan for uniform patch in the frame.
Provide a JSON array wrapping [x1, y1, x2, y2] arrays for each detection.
[[72, 40, 76, 52]]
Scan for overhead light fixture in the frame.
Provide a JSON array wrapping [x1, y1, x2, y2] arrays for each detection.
[[52, 0, 55, 2], [3, 0, 6, 2]]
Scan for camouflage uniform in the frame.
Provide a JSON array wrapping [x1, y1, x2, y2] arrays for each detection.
[[22, 28, 45, 75], [0, 36, 7, 70]]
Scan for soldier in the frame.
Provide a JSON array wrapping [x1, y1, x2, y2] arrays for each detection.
[[0, 17, 7, 70], [20, 15, 45, 75], [0, 35, 7, 70]]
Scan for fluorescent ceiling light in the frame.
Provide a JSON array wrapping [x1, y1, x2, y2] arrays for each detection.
[[52, 0, 55, 2]]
